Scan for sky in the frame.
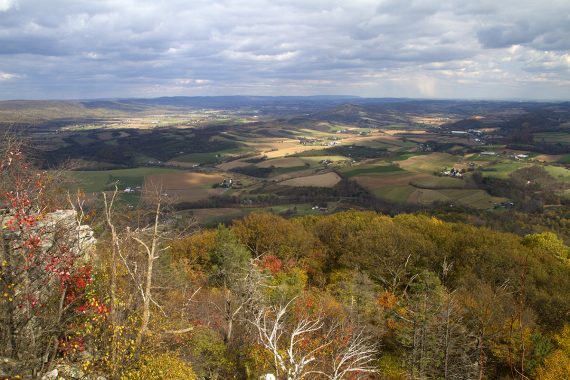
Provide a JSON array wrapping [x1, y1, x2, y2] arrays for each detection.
[[0, 0, 569, 100]]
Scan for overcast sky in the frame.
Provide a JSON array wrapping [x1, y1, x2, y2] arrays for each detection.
[[0, 0, 568, 100]]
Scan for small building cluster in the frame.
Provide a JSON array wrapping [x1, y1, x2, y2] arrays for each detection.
[[123, 186, 141, 193], [220, 177, 233, 188], [442, 168, 463, 178]]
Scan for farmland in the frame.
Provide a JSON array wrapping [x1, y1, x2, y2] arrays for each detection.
[[3, 96, 568, 224], [144, 172, 225, 202], [278, 172, 342, 187], [68, 167, 181, 192]]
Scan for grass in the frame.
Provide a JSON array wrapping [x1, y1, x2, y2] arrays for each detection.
[[279, 172, 342, 187], [399, 153, 459, 173], [68, 167, 181, 192], [559, 154, 570, 164], [299, 155, 350, 167], [534, 132, 570, 144], [408, 189, 450, 204], [271, 166, 311, 177], [439, 189, 504, 209], [175, 148, 247, 164], [373, 185, 416, 203], [481, 162, 529, 179], [342, 165, 403, 178], [544, 166, 570, 183], [389, 152, 428, 161], [410, 176, 465, 189]]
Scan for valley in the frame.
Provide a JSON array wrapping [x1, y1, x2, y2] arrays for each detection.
[[3, 96, 570, 225]]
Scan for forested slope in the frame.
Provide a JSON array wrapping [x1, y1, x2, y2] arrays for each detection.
[[1, 141, 569, 379]]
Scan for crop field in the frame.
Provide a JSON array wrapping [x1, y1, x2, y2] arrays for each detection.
[[341, 164, 404, 178], [173, 147, 248, 164], [438, 189, 507, 209], [373, 185, 416, 203], [217, 158, 254, 170], [279, 172, 342, 187], [28, 97, 570, 219], [389, 152, 429, 161], [345, 151, 504, 209], [409, 176, 465, 189], [68, 167, 181, 192], [144, 172, 225, 202], [480, 162, 530, 179], [407, 188, 449, 204], [534, 132, 570, 144], [257, 157, 306, 168], [298, 155, 350, 167], [398, 153, 460, 173], [534, 154, 563, 163], [352, 171, 429, 188], [271, 168, 318, 181], [544, 166, 570, 182]]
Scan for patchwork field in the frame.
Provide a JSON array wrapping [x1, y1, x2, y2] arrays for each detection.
[[29, 98, 569, 218], [344, 152, 504, 209], [217, 158, 254, 170], [480, 162, 530, 179], [534, 132, 570, 145], [534, 154, 563, 163], [544, 166, 570, 183], [257, 157, 306, 168], [299, 155, 351, 167], [352, 172, 430, 188], [279, 172, 342, 187], [398, 152, 460, 173], [68, 167, 181, 192], [173, 148, 247, 164], [144, 172, 225, 202], [341, 164, 404, 178]]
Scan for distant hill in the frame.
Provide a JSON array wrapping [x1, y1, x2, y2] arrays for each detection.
[[1, 96, 569, 128]]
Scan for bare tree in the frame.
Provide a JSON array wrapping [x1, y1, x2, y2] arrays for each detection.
[[130, 191, 165, 347], [311, 330, 378, 380], [102, 187, 122, 375], [252, 298, 327, 380], [251, 298, 378, 380]]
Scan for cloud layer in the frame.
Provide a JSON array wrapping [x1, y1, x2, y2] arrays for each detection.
[[0, 0, 568, 100]]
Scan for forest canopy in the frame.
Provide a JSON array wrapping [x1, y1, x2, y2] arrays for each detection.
[[1, 143, 570, 379]]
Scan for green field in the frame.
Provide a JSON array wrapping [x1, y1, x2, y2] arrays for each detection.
[[534, 132, 570, 144], [68, 167, 181, 192], [299, 155, 350, 167], [545, 166, 570, 183], [373, 185, 416, 203], [399, 153, 459, 173], [439, 189, 505, 209], [410, 176, 465, 189], [342, 164, 403, 178], [174, 148, 248, 164], [389, 152, 429, 161], [481, 162, 529, 179]]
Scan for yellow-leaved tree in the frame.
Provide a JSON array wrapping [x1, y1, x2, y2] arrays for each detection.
[[536, 325, 570, 380]]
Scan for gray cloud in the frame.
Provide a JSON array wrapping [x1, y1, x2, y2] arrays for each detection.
[[0, 0, 568, 100]]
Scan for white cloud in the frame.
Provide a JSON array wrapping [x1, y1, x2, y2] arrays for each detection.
[[0, 0, 15, 12], [0, 72, 18, 80], [0, 0, 567, 99]]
